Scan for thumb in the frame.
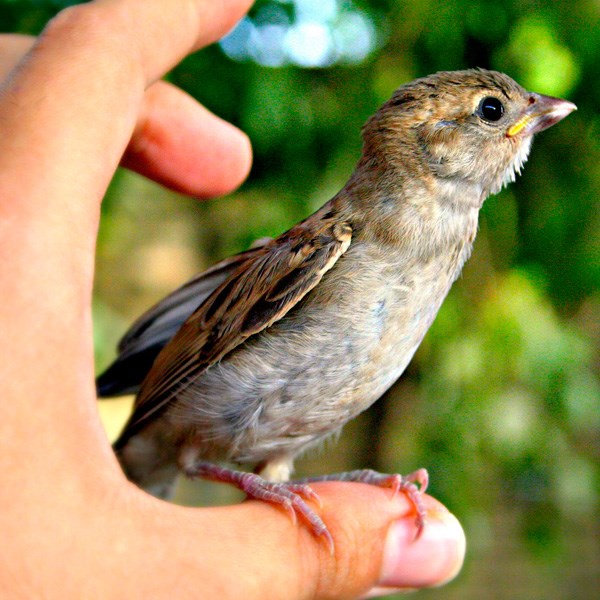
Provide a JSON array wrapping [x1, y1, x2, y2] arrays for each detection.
[[162, 482, 466, 599]]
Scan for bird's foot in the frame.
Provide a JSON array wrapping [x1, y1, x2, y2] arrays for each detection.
[[294, 468, 429, 537], [185, 462, 333, 553]]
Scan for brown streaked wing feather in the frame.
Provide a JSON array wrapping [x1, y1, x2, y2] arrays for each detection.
[[97, 243, 273, 398], [120, 214, 352, 438], [116, 242, 271, 359]]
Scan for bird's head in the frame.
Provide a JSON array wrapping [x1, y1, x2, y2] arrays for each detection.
[[363, 69, 576, 196]]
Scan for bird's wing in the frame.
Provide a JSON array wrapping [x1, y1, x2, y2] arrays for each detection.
[[117, 212, 352, 442], [96, 242, 270, 397]]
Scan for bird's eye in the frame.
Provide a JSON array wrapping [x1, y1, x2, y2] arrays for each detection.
[[478, 97, 505, 122]]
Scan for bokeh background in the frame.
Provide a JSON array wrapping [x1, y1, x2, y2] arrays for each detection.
[[2, 0, 598, 598]]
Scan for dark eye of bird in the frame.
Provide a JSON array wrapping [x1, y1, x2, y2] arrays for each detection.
[[478, 96, 505, 122]]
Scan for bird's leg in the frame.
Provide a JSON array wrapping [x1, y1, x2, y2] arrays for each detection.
[[183, 461, 333, 553], [292, 468, 429, 536]]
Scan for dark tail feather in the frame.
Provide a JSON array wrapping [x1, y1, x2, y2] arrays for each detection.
[[96, 344, 165, 397]]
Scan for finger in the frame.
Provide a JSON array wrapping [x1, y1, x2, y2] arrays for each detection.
[[115, 483, 466, 599], [122, 81, 252, 198]]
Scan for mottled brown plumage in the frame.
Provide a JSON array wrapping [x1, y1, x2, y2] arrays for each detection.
[[98, 69, 575, 543]]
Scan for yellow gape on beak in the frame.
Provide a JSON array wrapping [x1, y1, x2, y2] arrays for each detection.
[[507, 115, 532, 137]]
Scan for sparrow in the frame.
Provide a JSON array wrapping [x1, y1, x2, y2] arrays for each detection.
[[97, 69, 575, 548]]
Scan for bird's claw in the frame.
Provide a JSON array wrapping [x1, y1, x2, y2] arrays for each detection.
[[187, 462, 427, 551], [185, 462, 333, 553], [240, 478, 333, 553], [294, 467, 429, 538]]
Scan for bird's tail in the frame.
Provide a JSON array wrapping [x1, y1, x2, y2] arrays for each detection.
[[114, 429, 180, 500]]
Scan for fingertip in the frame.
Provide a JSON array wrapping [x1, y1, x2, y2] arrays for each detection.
[[188, 0, 256, 52], [194, 120, 252, 198], [373, 505, 466, 594], [122, 82, 253, 198], [281, 483, 466, 599], [166, 115, 253, 199]]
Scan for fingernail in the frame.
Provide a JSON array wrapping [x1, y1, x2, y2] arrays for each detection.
[[372, 509, 466, 595]]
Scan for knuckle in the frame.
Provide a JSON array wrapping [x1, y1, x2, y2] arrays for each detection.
[[41, 3, 107, 44], [36, 4, 142, 90], [314, 524, 381, 599]]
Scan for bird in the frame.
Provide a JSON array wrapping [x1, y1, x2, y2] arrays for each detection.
[[97, 69, 576, 548]]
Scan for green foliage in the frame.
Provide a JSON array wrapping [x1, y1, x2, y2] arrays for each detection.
[[3, 1, 598, 597]]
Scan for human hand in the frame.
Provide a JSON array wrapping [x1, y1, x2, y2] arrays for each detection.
[[0, 2, 465, 598]]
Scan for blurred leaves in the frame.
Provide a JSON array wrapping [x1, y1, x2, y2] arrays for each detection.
[[495, 16, 580, 97]]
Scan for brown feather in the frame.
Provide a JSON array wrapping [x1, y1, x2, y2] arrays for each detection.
[[116, 206, 352, 441]]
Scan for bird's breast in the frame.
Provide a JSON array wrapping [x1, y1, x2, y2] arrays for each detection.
[[169, 235, 473, 464], [324, 239, 469, 406]]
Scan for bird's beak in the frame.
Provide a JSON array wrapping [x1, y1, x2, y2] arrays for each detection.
[[507, 93, 577, 138]]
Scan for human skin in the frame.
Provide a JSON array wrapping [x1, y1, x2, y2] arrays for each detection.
[[0, 1, 465, 598]]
